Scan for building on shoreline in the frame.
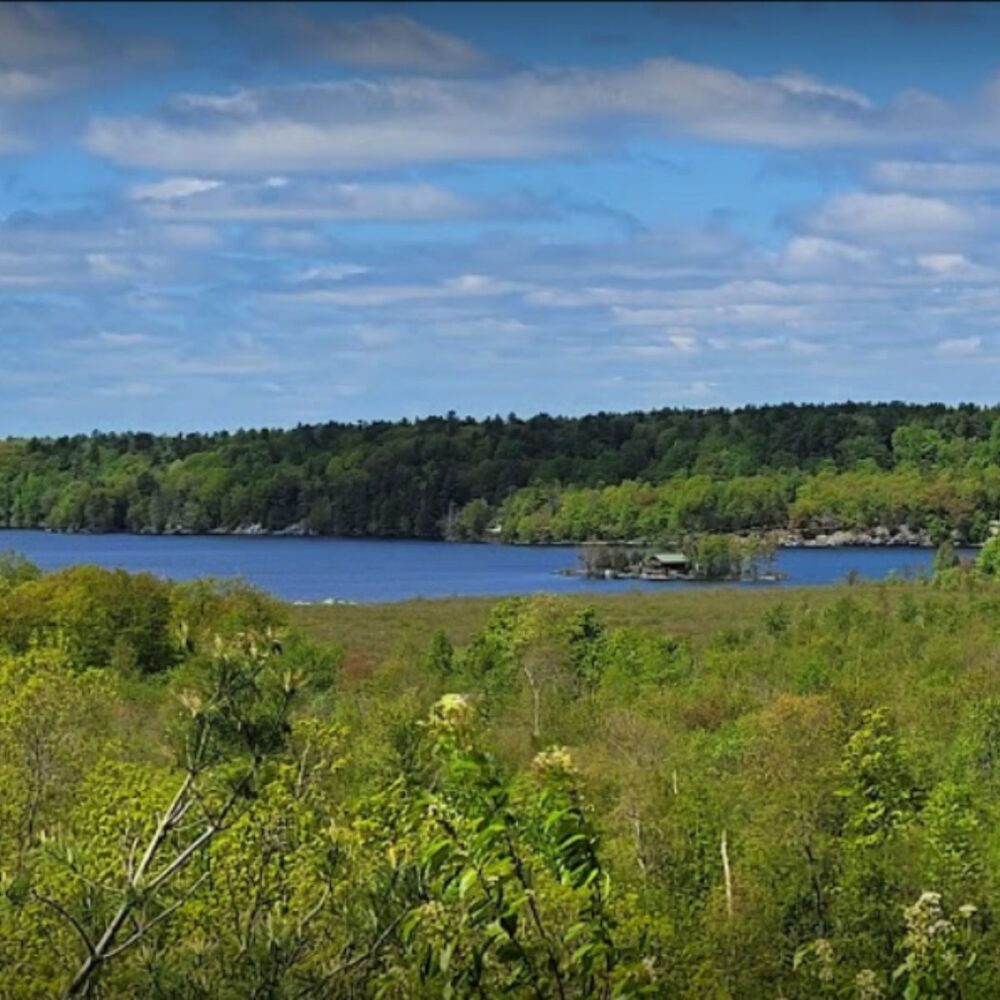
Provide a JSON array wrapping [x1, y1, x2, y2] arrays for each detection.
[[640, 552, 692, 579]]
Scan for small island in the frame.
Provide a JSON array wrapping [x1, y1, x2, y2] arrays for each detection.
[[564, 533, 787, 583]]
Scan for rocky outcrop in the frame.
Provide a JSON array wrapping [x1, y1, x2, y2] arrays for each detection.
[[210, 522, 314, 536], [274, 521, 312, 537], [779, 524, 937, 548]]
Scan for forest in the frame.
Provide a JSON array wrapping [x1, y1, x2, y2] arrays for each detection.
[[3, 541, 1000, 997], [3, 402, 1000, 542]]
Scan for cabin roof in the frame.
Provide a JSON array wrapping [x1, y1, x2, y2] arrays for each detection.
[[649, 552, 689, 565]]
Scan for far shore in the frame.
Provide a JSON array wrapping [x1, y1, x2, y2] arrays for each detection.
[[0, 523, 984, 549]]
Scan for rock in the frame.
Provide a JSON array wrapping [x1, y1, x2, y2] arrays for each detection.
[[274, 521, 312, 537], [785, 524, 937, 548]]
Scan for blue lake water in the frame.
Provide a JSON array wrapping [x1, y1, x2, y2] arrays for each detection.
[[0, 531, 973, 603]]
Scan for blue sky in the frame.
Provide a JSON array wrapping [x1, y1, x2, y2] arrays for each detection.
[[3, 2, 1000, 434]]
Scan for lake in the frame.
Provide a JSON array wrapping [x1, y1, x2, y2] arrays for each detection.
[[0, 530, 972, 603]]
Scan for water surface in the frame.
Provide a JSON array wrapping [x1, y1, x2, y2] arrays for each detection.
[[0, 531, 969, 603]]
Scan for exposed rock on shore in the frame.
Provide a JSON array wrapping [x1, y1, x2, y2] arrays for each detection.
[[779, 524, 935, 547]]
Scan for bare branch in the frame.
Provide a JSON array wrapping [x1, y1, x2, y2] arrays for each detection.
[[296, 888, 330, 935], [146, 785, 243, 894], [103, 873, 209, 961], [34, 893, 95, 958]]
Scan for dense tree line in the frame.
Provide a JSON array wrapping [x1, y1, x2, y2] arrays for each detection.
[[3, 402, 1000, 540], [3, 554, 1000, 995], [494, 466, 1000, 544]]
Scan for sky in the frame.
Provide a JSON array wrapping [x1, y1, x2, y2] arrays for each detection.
[[4, 2, 1000, 435]]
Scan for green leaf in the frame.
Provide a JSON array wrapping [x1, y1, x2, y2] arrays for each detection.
[[439, 940, 455, 973], [458, 868, 478, 899]]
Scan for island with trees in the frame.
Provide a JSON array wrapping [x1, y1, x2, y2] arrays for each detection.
[[569, 534, 784, 582]]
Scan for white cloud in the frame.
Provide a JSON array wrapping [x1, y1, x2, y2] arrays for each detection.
[[130, 176, 493, 222], [744, 336, 785, 351], [354, 325, 401, 348], [611, 303, 808, 327], [0, 5, 97, 150], [781, 235, 876, 272], [295, 264, 369, 283], [917, 253, 971, 275], [429, 317, 535, 339], [169, 355, 302, 378], [253, 227, 329, 253], [623, 328, 701, 359], [128, 177, 222, 201], [0, 250, 65, 286], [936, 336, 982, 356], [96, 381, 164, 398], [667, 330, 700, 353], [788, 337, 824, 356], [158, 224, 222, 249], [0, 68, 57, 103], [70, 331, 163, 350], [83, 57, 924, 173], [84, 253, 124, 279], [86, 252, 136, 280], [811, 192, 979, 248], [0, 3, 90, 70], [0, 3, 171, 153], [0, 273, 46, 288], [284, 273, 529, 307], [681, 380, 717, 398], [872, 160, 1000, 191], [11, 151, 1000, 424], [277, 12, 498, 76], [0, 217, 229, 291], [94, 331, 157, 347], [769, 71, 872, 110]]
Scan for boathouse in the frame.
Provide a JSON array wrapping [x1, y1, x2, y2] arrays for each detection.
[[641, 552, 692, 579]]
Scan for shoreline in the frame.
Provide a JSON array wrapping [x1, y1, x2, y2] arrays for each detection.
[[0, 524, 978, 549]]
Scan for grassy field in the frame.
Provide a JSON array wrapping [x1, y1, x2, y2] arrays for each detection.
[[289, 582, 884, 671], [9, 559, 1000, 996]]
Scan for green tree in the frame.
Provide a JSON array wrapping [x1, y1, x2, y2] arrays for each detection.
[[0, 550, 40, 593], [891, 424, 946, 469], [974, 535, 1000, 576], [422, 629, 455, 677], [36, 628, 303, 997], [454, 497, 492, 539]]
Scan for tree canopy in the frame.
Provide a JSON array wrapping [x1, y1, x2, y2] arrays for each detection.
[[2, 402, 1000, 541], [1, 560, 1000, 995]]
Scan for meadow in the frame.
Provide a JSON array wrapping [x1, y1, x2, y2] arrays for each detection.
[[1, 546, 1000, 997], [291, 584, 865, 677]]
